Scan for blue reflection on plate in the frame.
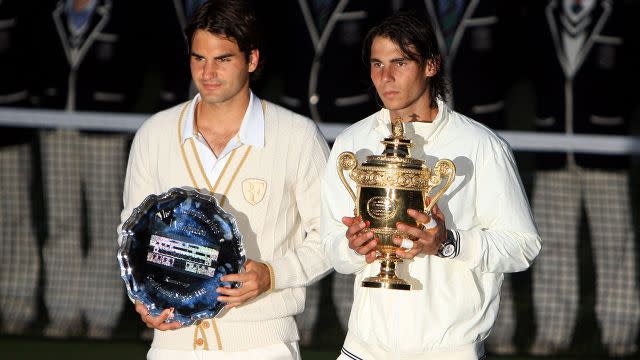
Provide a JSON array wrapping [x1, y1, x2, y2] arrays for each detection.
[[118, 188, 246, 325]]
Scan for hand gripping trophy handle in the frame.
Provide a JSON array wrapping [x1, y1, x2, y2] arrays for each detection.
[[424, 159, 456, 214]]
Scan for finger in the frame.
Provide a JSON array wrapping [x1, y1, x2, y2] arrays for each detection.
[[218, 294, 247, 305], [350, 230, 375, 249], [431, 204, 445, 223], [153, 318, 183, 331], [341, 216, 357, 227], [430, 203, 439, 214], [421, 217, 438, 230], [218, 290, 255, 307], [216, 284, 250, 297], [156, 321, 183, 331], [244, 259, 261, 271], [153, 310, 183, 331], [240, 259, 253, 272], [221, 262, 266, 285], [220, 263, 259, 284], [354, 236, 377, 256], [395, 246, 421, 259], [220, 259, 264, 288], [345, 220, 367, 238], [392, 236, 414, 250], [135, 302, 156, 325], [343, 216, 368, 230], [365, 251, 378, 264], [392, 235, 422, 259], [146, 308, 182, 330], [134, 301, 148, 316], [414, 236, 441, 256], [217, 278, 258, 301], [219, 292, 252, 305], [220, 273, 248, 284], [396, 221, 429, 239], [140, 312, 152, 326], [147, 308, 174, 326], [407, 208, 430, 223]]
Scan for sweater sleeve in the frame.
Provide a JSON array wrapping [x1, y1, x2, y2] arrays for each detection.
[[267, 121, 333, 289], [454, 138, 542, 273], [117, 120, 157, 245], [320, 134, 368, 274]]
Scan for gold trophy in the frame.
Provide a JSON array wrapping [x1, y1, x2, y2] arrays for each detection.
[[337, 120, 456, 290]]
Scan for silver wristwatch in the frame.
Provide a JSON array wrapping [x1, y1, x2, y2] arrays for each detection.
[[437, 229, 459, 258]]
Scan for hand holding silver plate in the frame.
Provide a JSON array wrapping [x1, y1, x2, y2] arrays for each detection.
[[117, 187, 247, 325]]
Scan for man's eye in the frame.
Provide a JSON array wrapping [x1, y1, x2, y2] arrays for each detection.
[[396, 61, 405, 67], [371, 62, 383, 68], [217, 57, 231, 62]]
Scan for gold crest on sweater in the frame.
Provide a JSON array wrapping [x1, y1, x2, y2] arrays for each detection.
[[242, 178, 267, 205]]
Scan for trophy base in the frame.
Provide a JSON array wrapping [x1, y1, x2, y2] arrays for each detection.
[[361, 257, 411, 291], [362, 277, 411, 290]]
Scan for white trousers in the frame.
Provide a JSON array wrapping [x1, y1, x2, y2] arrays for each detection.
[[338, 332, 485, 360], [147, 342, 300, 360]]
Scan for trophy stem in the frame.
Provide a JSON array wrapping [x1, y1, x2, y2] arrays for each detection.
[[361, 253, 411, 290]]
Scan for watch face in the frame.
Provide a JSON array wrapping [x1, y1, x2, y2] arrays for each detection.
[[441, 243, 455, 257]]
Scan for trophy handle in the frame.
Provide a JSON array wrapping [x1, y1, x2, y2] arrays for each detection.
[[337, 152, 358, 209], [424, 159, 456, 214]]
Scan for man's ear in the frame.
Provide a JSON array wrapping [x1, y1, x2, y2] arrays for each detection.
[[248, 49, 260, 73], [424, 57, 440, 78]]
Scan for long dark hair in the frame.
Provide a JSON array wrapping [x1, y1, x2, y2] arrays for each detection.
[[362, 12, 448, 108], [185, 0, 264, 76]]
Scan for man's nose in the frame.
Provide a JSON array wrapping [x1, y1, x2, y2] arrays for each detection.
[[381, 66, 393, 83], [203, 61, 217, 80]]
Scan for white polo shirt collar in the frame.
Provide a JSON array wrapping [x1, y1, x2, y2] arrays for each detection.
[[181, 91, 265, 150]]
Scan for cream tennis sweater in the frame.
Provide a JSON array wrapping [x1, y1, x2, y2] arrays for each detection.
[[119, 99, 331, 351]]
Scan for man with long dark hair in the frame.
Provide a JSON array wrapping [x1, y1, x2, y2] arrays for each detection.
[[119, 1, 330, 358], [321, 12, 541, 359]]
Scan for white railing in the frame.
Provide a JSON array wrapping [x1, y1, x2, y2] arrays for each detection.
[[1, 107, 639, 155]]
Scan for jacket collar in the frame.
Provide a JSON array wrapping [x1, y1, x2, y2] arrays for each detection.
[[298, 0, 349, 52], [546, 0, 612, 78], [172, 0, 186, 31], [372, 98, 450, 144], [425, 0, 480, 62], [53, 0, 111, 68]]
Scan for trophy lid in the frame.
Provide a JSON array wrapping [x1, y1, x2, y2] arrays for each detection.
[[365, 119, 425, 170]]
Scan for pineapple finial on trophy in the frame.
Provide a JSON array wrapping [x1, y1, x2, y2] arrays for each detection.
[[382, 116, 412, 159], [392, 116, 404, 139]]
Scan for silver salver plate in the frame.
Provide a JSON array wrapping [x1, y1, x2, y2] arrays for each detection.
[[117, 187, 246, 325]]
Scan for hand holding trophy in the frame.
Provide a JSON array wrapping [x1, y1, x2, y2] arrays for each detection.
[[337, 120, 455, 290]]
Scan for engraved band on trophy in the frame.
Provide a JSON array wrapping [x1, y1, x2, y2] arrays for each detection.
[[337, 120, 456, 290], [117, 187, 246, 325]]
